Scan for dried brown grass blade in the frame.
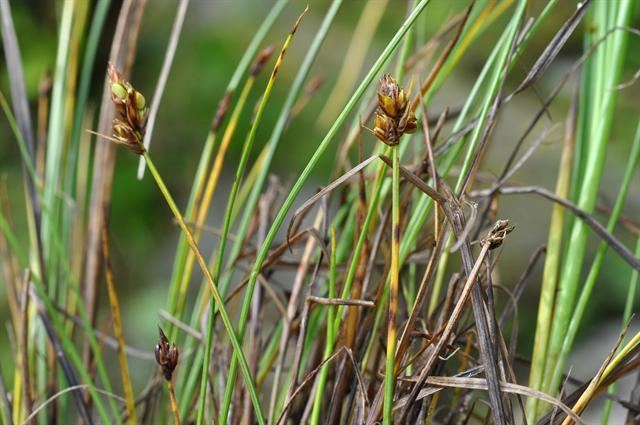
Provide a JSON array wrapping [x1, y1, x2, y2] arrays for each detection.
[[398, 376, 584, 425], [509, 0, 591, 99], [83, 0, 147, 357], [472, 185, 640, 271], [101, 222, 137, 424], [288, 155, 379, 243]]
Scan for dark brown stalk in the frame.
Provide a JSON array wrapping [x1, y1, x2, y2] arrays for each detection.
[[625, 371, 640, 424], [278, 198, 328, 425], [36, 70, 51, 182], [499, 245, 546, 328], [35, 297, 94, 425], [471, 185, 640, 271], [243, 185, 275, 425], [409, 1, 475, 113], [277, 348, 347, 425], [325, 147, 371, 425], [101, 221, 137, 424]]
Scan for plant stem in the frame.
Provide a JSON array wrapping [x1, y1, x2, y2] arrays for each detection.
[[310, 226, 337, 425], [143, 153, 266, 425], [383, 146, 401, 425], [101, 227, 137, 424], [213, 10, 307, 423], [167, 380, 181, 425], [542, 0, 634, 398]]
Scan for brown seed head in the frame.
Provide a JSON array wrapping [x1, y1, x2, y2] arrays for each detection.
[[371, 74, 417, 146], [377, 74, 408, 118], [251, 45, 275, 77], [373, 112, 398, 146], [155, 327, 179, 381], [398, 110, 418, 135], [112, 119, 146, 155], [107, 63, 149, 155]]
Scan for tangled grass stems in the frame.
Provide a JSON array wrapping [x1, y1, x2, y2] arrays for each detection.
[[3, 1, 640, 424]]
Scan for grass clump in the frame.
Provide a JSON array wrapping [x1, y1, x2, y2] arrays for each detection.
[[1, 1, 640, 424]]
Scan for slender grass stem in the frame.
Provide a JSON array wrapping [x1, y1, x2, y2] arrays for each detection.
[[309, 227, 337, 425], [383, 146, 400, 425], [526, 92, 577, 420], [167, 380, 181, 425], [542, 0, 634, 398], [143, 153, 266, 425], [101, 227, 137, 424], [215, 12, 307, 423]]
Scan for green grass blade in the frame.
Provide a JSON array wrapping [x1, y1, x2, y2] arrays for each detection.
[[164, 0, 289, 330], [213, 11, 308, 423], [309, 226, 337, 425], [144, 154, 266, 425], [542, 0, 635, 398]]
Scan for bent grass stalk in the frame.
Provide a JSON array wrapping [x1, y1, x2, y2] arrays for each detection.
[[164, 0, 289, 332], [143, 153, 266, 424], [214, 11, 308, 423]]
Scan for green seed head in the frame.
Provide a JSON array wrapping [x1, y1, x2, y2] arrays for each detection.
[[111, 83, 127, 101], [134, 91, 146, 110]]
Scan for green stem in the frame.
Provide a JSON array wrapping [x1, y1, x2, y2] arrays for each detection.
[[144, 153, 266, 425], [551, 119, 640, 401], [164, 0, 289, 333], [542, 0, 634, 397], [384, 145, 400, 425], [310, 227, 337, 425], [214, 12, 305, 422]]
